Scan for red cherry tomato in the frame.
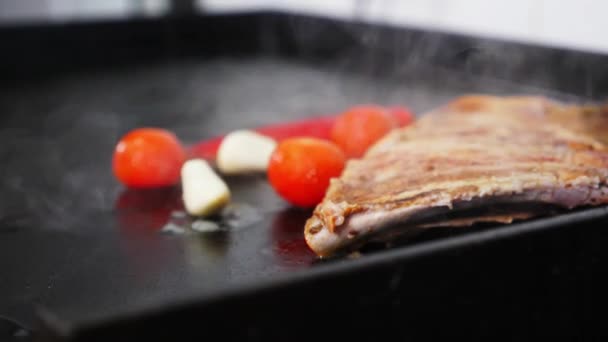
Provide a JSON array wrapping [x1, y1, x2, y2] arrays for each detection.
[[331, 105, 397, 158], [113, 128, 186, 188], [268, 138, 346, 208]]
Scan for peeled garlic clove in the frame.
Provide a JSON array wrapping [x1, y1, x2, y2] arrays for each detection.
[[216, 130, 277, 174], [181, 159, 230, 217]]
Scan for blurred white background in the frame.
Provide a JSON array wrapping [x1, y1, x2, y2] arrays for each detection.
[[1, 0, 606, 54]]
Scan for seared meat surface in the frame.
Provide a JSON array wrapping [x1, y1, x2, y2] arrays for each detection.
[[305, 95, 608, 257]]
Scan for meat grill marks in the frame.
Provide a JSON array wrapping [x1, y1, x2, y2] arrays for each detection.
[[305, 95, 608, 257]]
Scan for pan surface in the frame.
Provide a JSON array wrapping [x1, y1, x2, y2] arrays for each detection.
[[1, 12, 608, 340]]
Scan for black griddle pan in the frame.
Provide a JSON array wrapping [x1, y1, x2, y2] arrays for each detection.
[[1, 11, 608, 341]]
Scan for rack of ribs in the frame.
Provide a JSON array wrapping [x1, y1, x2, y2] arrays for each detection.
[[305, 95, 608, 257]]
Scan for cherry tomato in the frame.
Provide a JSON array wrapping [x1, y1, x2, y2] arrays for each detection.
[[113, 128, 186, 188], [331, 105, 397, 158], [268, 138, 346, 208]]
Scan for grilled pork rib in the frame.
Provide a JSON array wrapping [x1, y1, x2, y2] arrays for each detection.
[[305, 95, 608, 257]]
